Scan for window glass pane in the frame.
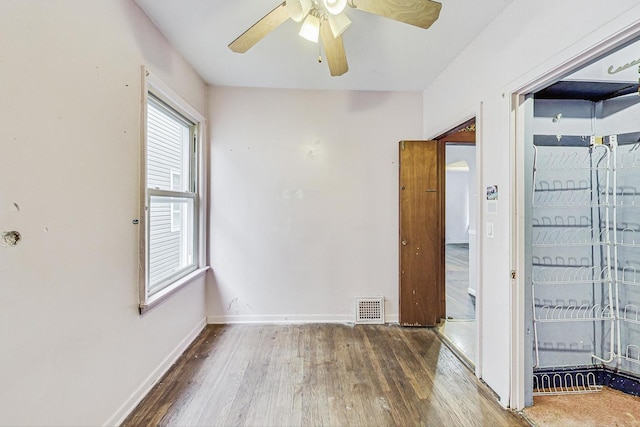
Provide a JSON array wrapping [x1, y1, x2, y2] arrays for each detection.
[[147, 96, 192, 192], [148, 195, 195, 294]]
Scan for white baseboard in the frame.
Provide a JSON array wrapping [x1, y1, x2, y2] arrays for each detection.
[[104, 317, 207, 427], [385, 314, 399, 324], [207, 313, 400, 324]]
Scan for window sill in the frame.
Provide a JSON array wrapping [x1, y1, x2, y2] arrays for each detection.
[[139, 266, 210, 315]]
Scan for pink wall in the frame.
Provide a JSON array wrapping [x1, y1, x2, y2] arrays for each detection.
[[0, 1, 208, 425]]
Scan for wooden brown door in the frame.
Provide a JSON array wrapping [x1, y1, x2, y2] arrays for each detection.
[[399, 140, 445, 327]]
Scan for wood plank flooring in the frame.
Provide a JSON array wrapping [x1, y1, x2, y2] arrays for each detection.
[[446, 243, 475, 320], [123, 324, 528, 427]]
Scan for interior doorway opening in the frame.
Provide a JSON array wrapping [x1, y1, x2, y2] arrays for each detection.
[[445, 156, 474, 321], [436, 120, 478, 367], [514, 32, 640, 425]]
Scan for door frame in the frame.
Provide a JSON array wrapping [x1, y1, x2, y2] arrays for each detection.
[[507, 18, 640, 410], [431, 109, 484, 378]]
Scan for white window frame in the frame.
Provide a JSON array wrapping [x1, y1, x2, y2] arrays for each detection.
[[139, 66, 208, 314], [169, 169, 182, 233]]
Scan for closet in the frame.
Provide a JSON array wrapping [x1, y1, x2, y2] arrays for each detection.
[[527, 79, 640, 400]]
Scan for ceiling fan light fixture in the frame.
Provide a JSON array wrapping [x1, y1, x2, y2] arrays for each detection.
[[286, 0, 312, 23], [328, 12, 351, 38], [322, 0, 347, 15], [299, 13, 320, 43]]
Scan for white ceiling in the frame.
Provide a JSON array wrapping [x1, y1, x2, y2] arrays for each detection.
[[134, 0, 514, 91]]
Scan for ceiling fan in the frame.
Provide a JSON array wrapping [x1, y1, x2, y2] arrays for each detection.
[[228, 0, 442, 77]]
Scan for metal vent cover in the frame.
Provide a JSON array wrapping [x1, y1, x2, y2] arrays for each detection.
[[355, 297, 384, 324]]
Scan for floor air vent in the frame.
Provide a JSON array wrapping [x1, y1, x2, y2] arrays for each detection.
[[355, 297, 385, 324]]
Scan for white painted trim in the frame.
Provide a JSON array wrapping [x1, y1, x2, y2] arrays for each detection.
[[474, 102, 484, 381], [207, 314, 400, 324], [509, 92, 525, 410], [467, 287, 477, 297], [508, 16, 640, 97], [138, 67, 149, 308], [505, 11, 640, 411], [140, 65, 209, 313], [140, 267, 209, 314], [145, 68, 205, 123], [103, 317, 207, 427], [169, 169, 181, 232]]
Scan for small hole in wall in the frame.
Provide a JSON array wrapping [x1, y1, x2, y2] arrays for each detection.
[[1, 231, 21, 246]]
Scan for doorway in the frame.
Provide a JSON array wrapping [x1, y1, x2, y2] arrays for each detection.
[[513, 32, 640, 421], [437, 121, 478, 366]]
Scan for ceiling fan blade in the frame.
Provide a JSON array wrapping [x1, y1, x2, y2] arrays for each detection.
[[348, 0, 441, 29], [229, 2, 290, 53], [320, 21, 348, 76]]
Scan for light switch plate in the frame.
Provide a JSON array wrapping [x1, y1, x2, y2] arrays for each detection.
[[487, 222, 495, 238]]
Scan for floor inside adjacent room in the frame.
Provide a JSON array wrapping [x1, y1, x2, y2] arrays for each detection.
[[439, 243, 476, 366]]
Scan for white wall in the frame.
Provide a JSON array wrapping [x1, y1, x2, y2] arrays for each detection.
[[600, 95, 640, 136], [445, 169, 469, 243], [0, 1, 208, 425], [446, 145, 477, 244], [446, 145, 477, 295], [207, 87, 422, 323], [422, 0, 640, 406]]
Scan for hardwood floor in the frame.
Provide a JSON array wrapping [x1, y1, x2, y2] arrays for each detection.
[[442, 243, 476, 364], [123, 324, 528, 427], [446, 243, 475, 320]]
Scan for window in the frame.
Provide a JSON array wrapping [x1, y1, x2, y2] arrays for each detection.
[[139, 68, 207, 313]]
